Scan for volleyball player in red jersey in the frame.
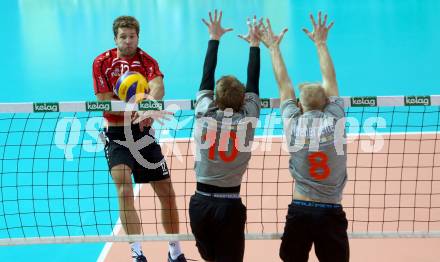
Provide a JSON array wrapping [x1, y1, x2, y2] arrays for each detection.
[[92, 16, 187, 262]]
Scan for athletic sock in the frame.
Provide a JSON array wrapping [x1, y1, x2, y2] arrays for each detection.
[[131, 242, 143, 256], [168, 240, 182, 259]]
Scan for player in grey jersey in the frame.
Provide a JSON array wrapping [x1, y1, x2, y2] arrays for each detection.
[[189, 10, 261, 262], [259, 13, 349, 262]]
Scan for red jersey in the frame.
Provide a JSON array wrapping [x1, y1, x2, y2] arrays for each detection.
[[92, 48, 164, 123]]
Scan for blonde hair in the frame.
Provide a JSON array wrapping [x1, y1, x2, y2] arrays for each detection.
[[299, 82, 327, 111], [215, 76, 245, 112]]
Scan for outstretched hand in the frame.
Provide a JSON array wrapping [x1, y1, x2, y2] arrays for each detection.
[[202, 9, 233, 40], [238, 16, 263, 47], [303, 12, 334, 45], [131, 109, 173, 131], [259, 18, 288, 50]]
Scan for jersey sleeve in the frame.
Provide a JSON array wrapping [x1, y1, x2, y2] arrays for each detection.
[[199, 40, 219, 91], [195, 90, 215, 118], [280, 99, 301, 120], [243, 92, 261, 118], [140, 52, 164, 81], [245, 47, 260, 95], [323, 96, 345, 119], [92, 57, 112, 94]]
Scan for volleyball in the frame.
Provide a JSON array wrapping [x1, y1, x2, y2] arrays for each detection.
[[114, 71, 149, 102]]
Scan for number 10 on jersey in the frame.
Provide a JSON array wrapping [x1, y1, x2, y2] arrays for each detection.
[[203, 130, 239, 162]]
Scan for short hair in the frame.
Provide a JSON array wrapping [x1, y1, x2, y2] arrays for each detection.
[[113, 16, 140, 37], [298, 82, 327, 111], [215, 76, 245, 112]]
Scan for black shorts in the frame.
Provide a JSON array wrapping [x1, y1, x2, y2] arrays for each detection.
[[189, 193, 246, 262], [104, 125, 170, 183], [279, 200, 349, 262]]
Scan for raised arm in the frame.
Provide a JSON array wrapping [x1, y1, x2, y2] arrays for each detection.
[[259, 19, 294, 102], [199, 10, 233, 91], [303, 12, 338, 97], [238, 16, 261, 95]]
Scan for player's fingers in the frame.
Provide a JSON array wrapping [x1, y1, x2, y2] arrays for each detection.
[[154, 118, 164, 125], [310, 14, 317, 28], [246, 17, 252, 30], [202, 18, 209, 27], [209, 12, 213, 23], [256, 18, 264, 31], [323, 14, 328, 26], [318, 11, 322, 26], [162, 110, 174, 116], [278, 28, 288, 42], [327, 21, 334, 31], [266, 18, 273, 33], [302, 28, 310, 35], [237, 34, 249, 43]]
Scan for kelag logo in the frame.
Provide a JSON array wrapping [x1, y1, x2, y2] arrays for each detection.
[[350, 96, 377, 107], [139, 100, 164, 110], [404, 96, 431, 106], [261, 99, 271, 109], [33, 102, 59, 112], [191, 100, 197, 110], [86, 101, 111, 111]]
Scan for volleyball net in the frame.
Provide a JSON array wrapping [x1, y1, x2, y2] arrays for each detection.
[[0, 95, 439, 245]]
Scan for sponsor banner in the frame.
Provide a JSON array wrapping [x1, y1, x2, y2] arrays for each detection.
[[33, 102, 59, 112], [350, 96, 377, 107], [261, 98, 271, 109], [139, 100, 164, 111], [191, 98, 271, 109], [404, 96, 431, 106], [85, 101, 112, 111]]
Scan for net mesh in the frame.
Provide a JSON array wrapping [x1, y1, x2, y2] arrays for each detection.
[[0, 96, 439, 245]]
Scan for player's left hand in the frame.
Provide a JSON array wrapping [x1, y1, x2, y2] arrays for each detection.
[[132, 110, 173, 131], [259, 18, 288, 50], [238, 16, 263, 47]]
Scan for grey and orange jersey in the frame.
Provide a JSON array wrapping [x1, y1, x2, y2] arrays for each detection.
[[281, 96, 347, 203], [193, 90, 260, 188]]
